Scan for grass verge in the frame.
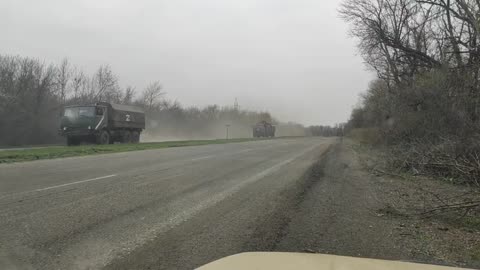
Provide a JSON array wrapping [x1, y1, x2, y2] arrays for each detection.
[[0, 138, 261, 164]]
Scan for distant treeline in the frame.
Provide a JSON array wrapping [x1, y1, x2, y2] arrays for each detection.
[[341, 0, 480, 185], [0, 55, 310, 146], [308, 124, 345, 137]]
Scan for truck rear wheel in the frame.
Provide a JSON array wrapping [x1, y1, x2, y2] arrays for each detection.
[[98, 130, 110, 145], [123, 131, 132, 144], [131, 131, 140, 143]]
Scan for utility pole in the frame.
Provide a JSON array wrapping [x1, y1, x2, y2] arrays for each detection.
[[234, 98, 239, 111]]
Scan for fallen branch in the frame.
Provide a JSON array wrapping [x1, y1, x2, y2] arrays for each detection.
[[420, 200, 480, 216], [372, 168, 407, 179]]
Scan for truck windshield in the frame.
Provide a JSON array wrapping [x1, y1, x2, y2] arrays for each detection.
[[64, 107, 95, 118]]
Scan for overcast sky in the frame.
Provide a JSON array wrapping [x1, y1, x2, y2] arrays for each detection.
[[1, 0, 373, 126]]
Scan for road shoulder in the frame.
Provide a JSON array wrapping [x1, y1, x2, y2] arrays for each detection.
[[275, 139, 480, 269]]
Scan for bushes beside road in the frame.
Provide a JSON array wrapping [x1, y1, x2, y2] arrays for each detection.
[[341, 0, 480, 186]]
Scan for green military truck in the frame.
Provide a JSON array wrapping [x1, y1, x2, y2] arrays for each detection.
[[253, 121, 276, 138], [59, 102, 145, 146]]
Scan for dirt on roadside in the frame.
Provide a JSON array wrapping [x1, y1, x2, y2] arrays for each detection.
[[275, 138, 480, 269]]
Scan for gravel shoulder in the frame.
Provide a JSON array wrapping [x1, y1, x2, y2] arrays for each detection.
[[275, 138, 480, 269]]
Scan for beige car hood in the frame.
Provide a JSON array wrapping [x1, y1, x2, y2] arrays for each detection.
[[198, 252, 473, 270]]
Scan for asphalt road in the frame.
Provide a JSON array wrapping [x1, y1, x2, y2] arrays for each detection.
[[0, 137, 334, 270]]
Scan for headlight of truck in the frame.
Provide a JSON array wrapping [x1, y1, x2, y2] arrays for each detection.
[[63, 127, 67, 130]]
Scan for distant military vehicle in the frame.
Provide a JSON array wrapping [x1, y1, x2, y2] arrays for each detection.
[[59, 102, 145, 146], [253, 121, 276, 138]]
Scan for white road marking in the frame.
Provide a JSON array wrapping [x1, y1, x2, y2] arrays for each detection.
[[191, 155, 213, 161], [33, 174, 117, 192], [237, 148, 253, 154]]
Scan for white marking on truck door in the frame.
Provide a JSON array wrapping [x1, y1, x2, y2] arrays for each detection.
[[33, 174, 117, 192], [95, 114, 105, 130]]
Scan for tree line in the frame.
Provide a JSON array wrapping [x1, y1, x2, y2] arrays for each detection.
[[0, 54, 292, 146], [341, 0, 480, 184], [307, 124, 345, 137]]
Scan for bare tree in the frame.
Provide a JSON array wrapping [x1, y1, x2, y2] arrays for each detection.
[[341, 0, 480, 83], [340, 0, 441, 85], [71, 69, 88, 102], [341, 0, 480, 133], [141, 81, 164, 111], [123, 86, 136, 105], [91, 65, 120, 102], [56, 58, 72, 104]]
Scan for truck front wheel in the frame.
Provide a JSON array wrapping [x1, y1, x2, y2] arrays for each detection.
[[66, 136, 79, 146], [98, 130, 110, 145]]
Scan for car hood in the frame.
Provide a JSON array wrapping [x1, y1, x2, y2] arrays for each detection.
[[197, 252, 471, 270]]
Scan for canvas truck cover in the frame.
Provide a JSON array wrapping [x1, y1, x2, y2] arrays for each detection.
[[99, 102, 146, 130]]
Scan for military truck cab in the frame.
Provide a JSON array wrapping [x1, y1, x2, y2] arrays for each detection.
[[60, 102, 145, 146]]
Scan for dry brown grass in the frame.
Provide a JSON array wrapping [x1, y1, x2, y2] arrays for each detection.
[[347, 128, 383, 145]]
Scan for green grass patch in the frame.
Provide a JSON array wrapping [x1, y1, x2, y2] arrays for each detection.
[[0, 138, 262, 163]]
